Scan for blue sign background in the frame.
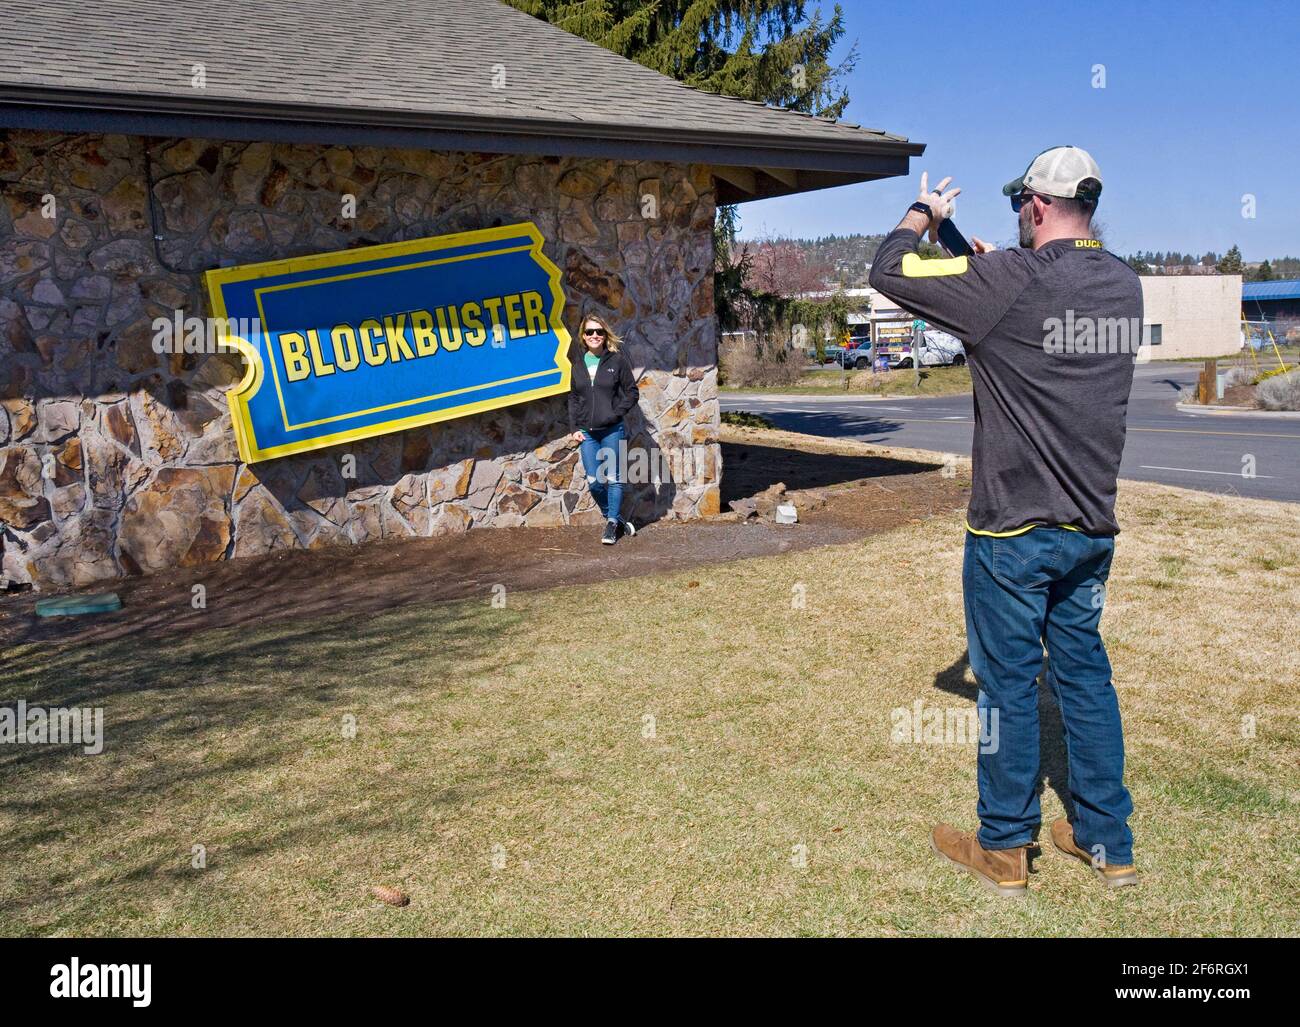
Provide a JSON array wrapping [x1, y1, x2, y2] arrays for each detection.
[[205, 223, 572, 462]]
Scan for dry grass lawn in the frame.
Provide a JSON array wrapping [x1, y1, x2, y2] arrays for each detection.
[[1, 443, 1297, 936], [726, 364, 973, 397]]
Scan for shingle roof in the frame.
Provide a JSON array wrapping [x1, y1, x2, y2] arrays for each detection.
[[0, 0, 923, 202]]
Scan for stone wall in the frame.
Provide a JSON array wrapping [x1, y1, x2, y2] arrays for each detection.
[[0, 130, 719, 589]]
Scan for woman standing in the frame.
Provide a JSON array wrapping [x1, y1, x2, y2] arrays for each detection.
[[568, 313, 640, 544]]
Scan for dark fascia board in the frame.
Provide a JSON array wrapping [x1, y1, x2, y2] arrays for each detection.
[[0, 87, 924, 203]]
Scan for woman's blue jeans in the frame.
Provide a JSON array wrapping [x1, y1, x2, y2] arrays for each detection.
[[578, 423, 625, 522], [963, 527, 1134, 865]]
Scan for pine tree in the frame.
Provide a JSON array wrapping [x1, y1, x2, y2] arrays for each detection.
[[508, 2, 858, 331], [504, 1, 854, 117], [1217, 245, 1244, 274], [1252, 259, 1274, 282]]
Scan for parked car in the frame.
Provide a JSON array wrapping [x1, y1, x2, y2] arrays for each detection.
[[842, 331, 873, 368]]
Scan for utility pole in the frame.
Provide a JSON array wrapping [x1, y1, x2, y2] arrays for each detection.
[[912, 319, 924, 388]]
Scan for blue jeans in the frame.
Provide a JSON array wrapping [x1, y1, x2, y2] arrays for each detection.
[[578, 423, 625, 522], [963, 527, 1134, 864]]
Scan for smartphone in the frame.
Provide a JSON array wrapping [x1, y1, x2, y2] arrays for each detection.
[[938, 219, 974, 257]]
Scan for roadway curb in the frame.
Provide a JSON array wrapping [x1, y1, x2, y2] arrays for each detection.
[[1174, 401, 1300, 419]]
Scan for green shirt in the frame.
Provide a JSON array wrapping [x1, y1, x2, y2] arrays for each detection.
[[584, 351, 600, 382]]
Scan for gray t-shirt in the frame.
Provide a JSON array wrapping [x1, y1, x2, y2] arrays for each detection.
[[869, 230, 1142, 535]]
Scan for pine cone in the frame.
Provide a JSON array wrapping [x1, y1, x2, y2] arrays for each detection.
[[370, 885, 410, 907]]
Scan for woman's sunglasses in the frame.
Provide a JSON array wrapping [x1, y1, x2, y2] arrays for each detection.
[[1011, 191, 1052, 213], [583, 328, 607, 337]]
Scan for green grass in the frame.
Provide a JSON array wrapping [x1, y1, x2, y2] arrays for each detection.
[[1, 478, 1297, 936], [723, 365, 972, 398]]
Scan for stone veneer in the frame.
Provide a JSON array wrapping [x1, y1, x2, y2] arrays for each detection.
[[0, 130, 720, 589]]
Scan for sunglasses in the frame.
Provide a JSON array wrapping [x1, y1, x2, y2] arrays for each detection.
[[583, 328, 607, 337], [1011, 190, 1052, 213]]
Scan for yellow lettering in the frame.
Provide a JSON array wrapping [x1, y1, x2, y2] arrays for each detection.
[[306, 328, 335, 377], [411, 309, 439, 357], [280, 332, 311, 382], [461, 302, 485, 346], [505, 294, 524, 339], [436, 307, 462, 352], [359, 319, 386, 365], [384, 314, 415, 363], [481, 296, 504, 343], [522, 291, 547, 335], [331, 324, 360, 371]]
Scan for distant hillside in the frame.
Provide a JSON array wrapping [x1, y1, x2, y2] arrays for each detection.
[[739, 233, 887, 290], [794, 233, 887, 286]]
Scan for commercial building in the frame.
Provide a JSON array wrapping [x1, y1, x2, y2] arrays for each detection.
[[1137, 274, 1243, 358], [1242, 279, 1300, 325], [0, 0, 922, 589]]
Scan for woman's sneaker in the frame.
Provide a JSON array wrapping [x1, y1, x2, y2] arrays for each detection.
[[601, 520, 619, 545]]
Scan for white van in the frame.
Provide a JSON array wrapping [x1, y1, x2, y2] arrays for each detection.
[[916, 329, 966, 367]]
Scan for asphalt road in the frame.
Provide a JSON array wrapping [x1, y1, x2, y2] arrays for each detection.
[[722, 363, 1300, 503]]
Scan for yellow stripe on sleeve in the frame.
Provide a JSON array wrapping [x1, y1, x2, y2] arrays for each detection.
[[902, 252, 969, 278]]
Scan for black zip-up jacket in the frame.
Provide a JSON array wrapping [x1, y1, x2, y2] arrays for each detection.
[[567, 344, 639, 433], [869, 228, 1141, 536]]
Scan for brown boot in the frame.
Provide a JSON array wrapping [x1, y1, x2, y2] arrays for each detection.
[[930, 823, 1030, 897], [1050, 819, 1138, 887]]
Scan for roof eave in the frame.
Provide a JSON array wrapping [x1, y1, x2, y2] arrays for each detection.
[[0, 87, 924, 203]]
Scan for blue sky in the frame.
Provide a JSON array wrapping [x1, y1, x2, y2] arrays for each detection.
[[736, 0, 1299, 260]]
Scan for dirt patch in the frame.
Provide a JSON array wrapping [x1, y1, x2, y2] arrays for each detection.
[[0, 427, 969, 649], [1221, 382, 1260, 408]]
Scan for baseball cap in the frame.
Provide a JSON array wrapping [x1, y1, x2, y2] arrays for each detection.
[[1002, 145, 1103, 201]]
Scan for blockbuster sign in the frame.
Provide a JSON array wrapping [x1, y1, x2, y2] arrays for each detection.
[[204, 223, 572, 463]]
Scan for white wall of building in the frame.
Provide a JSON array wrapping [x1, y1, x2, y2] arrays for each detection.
[[1140, 275, 1242, 359]]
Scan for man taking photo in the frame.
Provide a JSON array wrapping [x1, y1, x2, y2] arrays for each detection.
[[869, 146, 1142, 896]]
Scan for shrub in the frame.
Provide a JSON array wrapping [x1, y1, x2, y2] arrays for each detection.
[[718, 334, 805, 388], [721, 410, 775, 429], [1256, 368, 1300, 410], [1223, 366, 1256, 388]]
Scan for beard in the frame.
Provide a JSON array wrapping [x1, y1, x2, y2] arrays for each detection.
[[1018, 204, 1035, 248]]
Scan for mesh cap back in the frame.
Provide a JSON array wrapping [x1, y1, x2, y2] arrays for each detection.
[[1002, 146, 1103, 200]]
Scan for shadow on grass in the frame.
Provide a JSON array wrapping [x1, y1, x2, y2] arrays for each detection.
[[720, 439, 936, 505], [931, 648, 1074, 835], [0, 598, 536, 929]]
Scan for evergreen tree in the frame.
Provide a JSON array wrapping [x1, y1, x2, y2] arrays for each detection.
[[505, 1, 854, 117], [509, 2, 859, 332], [1252, 260, 1275, 282], [1217, 245, 1244, 274]]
